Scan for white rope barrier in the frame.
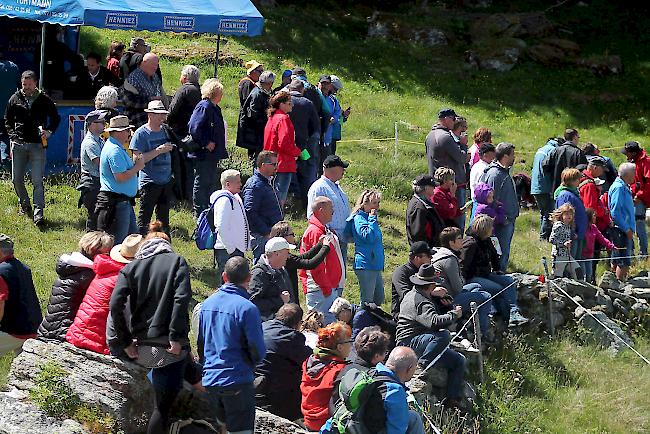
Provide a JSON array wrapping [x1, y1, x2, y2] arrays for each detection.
[[552, 253, 650, 264], [548, 279, 650, 365]]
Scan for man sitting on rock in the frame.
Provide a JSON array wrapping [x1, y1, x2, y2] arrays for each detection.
[[254, 303, 311, 422], [0, 234, 42, 356], [395, 263, 467, 409], [391, 241, 433, 320]]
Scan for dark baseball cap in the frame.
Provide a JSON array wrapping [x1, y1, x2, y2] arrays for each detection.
[[622, 141, 642, 154], [413, 174, 436, 187], [586, 155, 607, 169], [438, 108, 457, 119], [410, 241, 433, 256], [291, 67, 306, 76], [319, 74, 332, 83], [85, 110, 108, 124], [323, 155, 349, 169], [0, 234, 14, 250]]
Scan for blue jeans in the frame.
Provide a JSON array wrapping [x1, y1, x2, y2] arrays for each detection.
[[452, 283, 491, 336], [193, 159, 219, 218], [110, 200, 138, 244], [214, 249, 244, 286], [274, 172, 294, 204], [206, 383, 255, 433], [402, 331, 466, 399], [635, 202, 648, 256], [571, 237, 585, 262], [355, 269, 385, 305], [296, 144, 319, 201], [495, 221, 515, 272], [11, 142, 45, 219], [455, 187, 466, 232], [306, 290, 337, 324], [612, 237, 634, 266], [250, 232, 268, 264], [147, 357, 187, 434], [468, 274, 518, 321], [534, 193, 553, 240]]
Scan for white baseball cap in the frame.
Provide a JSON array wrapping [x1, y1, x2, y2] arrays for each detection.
[[265, 237, 296, 253]]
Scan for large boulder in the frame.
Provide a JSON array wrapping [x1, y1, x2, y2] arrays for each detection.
[[578, 310, 634, 355], [0, 389, 88, 434], [4, 340, 306, 434], [9, 340, 153, 433]]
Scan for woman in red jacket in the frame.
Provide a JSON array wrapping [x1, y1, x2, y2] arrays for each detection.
[[263, 91, 300, 207], [300, 322, 351, 431], [66, 234, 143, 354], [432, 167, 470, 228]]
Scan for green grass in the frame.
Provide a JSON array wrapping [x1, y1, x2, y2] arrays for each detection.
[[2, 1, 650, 432]]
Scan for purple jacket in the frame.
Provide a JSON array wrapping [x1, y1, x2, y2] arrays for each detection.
[[473, 183, 505, 225]]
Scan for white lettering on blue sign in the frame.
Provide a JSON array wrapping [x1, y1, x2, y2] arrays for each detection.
[[219, 19, 248, 34], [163, 16, 195, 32], [105, 12, 138, 28], [29, 0, 51, 8]]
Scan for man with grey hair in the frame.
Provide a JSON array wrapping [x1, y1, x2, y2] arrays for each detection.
[[211, 169, 250, 284], [481, 142, 518, 271], [236, 71, 276, 165], [609, 161, 636, 281], [122, 53, 168, 128], [0, 234, 42, 356], [168, 65, 201, 138], [300, 195, 345, 323]]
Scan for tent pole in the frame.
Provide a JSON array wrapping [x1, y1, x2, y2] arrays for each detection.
[[39, 23, 46, 89], [213, 34, 221, 78]]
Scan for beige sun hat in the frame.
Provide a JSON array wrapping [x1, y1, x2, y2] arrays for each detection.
[[105, 115, 135, 132], [110, 234, 144, 264], [143, 100, 169, 114]]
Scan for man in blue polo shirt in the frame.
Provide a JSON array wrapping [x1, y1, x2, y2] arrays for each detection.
[[129, 100, 174, 235], [98, 115, 144, 243], [199, 256, 265, 434]]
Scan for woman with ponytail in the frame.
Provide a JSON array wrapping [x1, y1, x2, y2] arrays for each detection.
[[300, 322, 352, 431], [263, 91, 301, 207]]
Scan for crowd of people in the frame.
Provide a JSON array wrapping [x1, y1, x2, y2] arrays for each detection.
[[0, 36, 648, 434]]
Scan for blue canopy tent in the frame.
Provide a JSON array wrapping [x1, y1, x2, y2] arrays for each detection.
[[0, 0, 264, 76], [0, 0, 263, 169]]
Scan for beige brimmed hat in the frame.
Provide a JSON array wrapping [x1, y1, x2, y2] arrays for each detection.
[[105, 115, 135, 132], [144, 100, 169, 114], [245, 60, 263, 75], [110, 234, 144, 264]]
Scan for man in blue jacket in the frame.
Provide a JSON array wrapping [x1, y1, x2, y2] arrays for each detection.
[[482, 142, 518, 272], [199, 256, 266, 434], [242, 151, 283, 263], [531, 138, 560, 240], [609, 162, 636, 281]]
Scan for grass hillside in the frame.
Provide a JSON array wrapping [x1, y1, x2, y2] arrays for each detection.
[[1, 1, 649, 433]]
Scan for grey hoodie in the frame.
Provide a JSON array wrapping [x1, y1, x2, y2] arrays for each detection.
[[425, 123, 467, 184], [431, 247, 465, 296], [482, 161, 519, 223]]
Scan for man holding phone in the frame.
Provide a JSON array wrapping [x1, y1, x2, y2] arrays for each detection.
[[130, 100, 175, 235]]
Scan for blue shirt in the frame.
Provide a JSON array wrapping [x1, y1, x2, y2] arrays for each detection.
[[199, 283, 266, 387], [129, 125, 171, 186], [609, 177, 635, 233], [100, 136, 138, 197], [80, 131, 104, 177], [307, 176, 351, 236], [531, 140, 558, 195]]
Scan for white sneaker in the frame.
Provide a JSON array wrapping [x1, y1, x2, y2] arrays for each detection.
[[508, 310, 529, 327], [452, 338, 480, 353]]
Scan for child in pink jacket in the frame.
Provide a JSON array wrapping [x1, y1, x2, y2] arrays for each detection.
[[582, 208, 617, 283]]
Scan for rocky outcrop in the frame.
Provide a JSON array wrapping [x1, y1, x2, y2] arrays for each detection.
[[3, 340, 307, 434]]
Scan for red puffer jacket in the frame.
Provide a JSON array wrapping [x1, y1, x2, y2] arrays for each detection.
[[66, 254, 125, 355], [300, 350, 348, 431], [263, 109, 300, 173]]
